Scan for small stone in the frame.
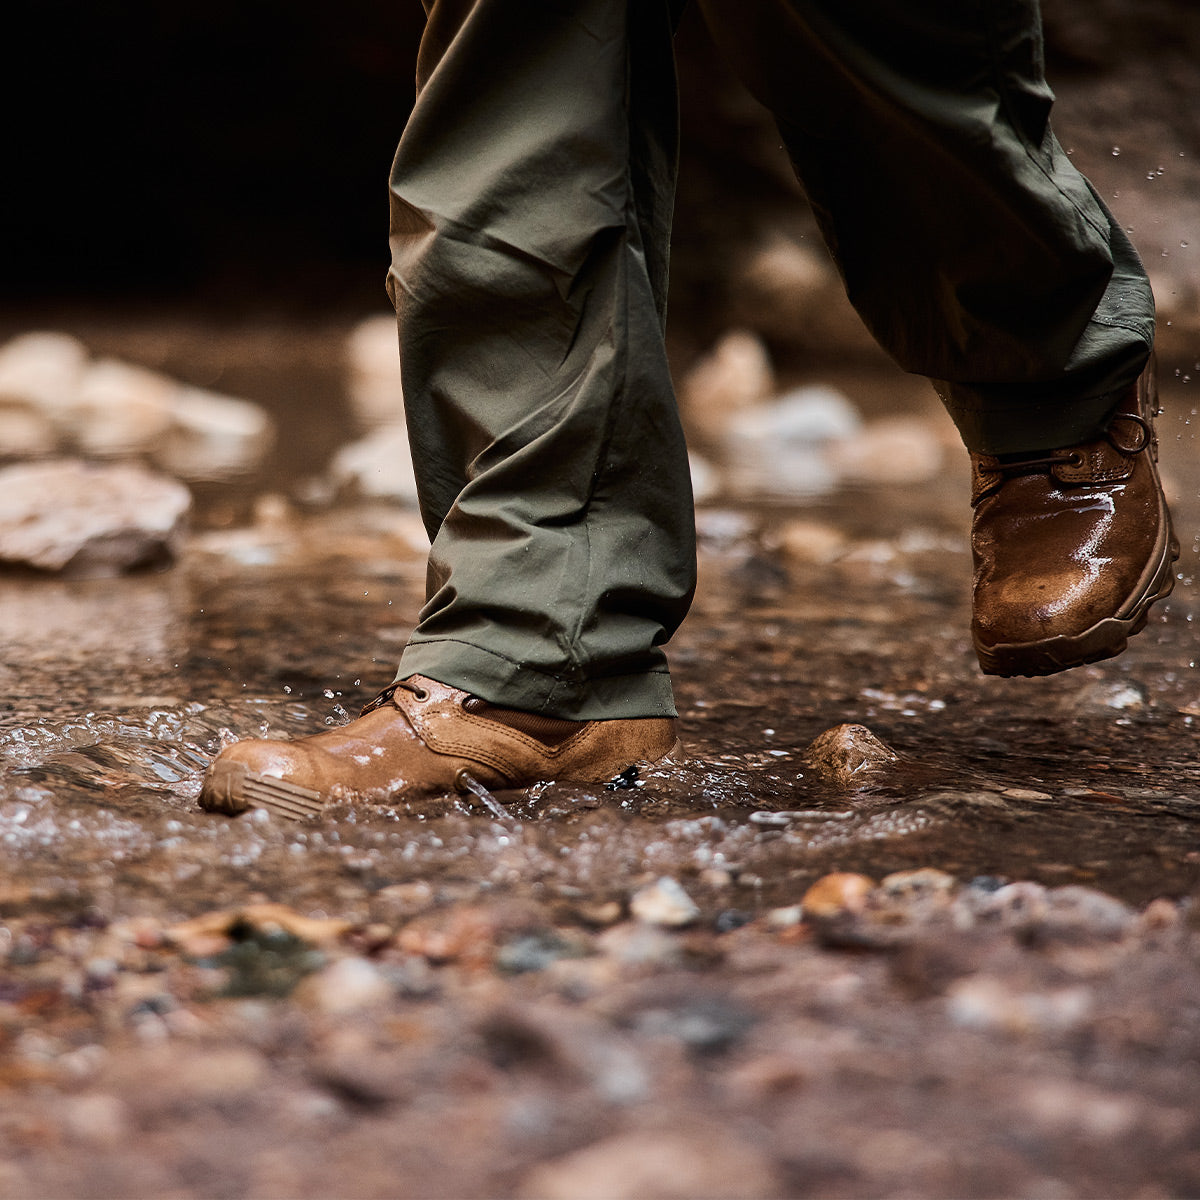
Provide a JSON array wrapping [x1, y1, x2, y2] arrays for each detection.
[[0, 331, 88, 421], [765, 904, 804, 929], [1066, 679, 1148, 713], [156, 387, 275, 481], [328, 423, 419, 503], [519, 1127, 781, 1200], [1000, 787, 1053, 801], [630, 877, 701, 927], [0, 406, 58, 457], [679, 329, 775, 445], [60, 1094, 129, 1147], [295, 956, 393, 1014], [345, 313, 403, 428], [801, 723, 898, 786], [878, 868, 957, 898], [688, 451, 721, 503], [774, 518, 847, 564], [73, 358, 174, 456], [828, 416, 945, 485], [0, 459, 191, 575], [946, 976, 1094, 1036], [801, 872, 876, 919], [596, 923, 684, 967]]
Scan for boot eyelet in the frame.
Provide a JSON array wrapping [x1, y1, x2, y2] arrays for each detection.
[[411, 686, 429, 701]]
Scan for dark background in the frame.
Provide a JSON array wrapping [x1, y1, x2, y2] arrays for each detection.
[[7, 2, 1200, 319]]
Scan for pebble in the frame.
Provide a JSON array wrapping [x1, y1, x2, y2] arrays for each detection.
[[596, 922, 684, 967], [295, 957, 393, 1015], [345, 313, 403, 428], [155, 386, 275, 482], [801, 872, 876, 919], [774, 517, 847, 564], [60, 1093, 129, 1147], [878, 868, 957, 898], [946, 976, 1094, 1036], [678, 329, 775, 445], [827, 416, 945, 485], [518, 1127, 781, 1200], [0, 459, 191, 575], [801, 723, 898, 786], [630, 877, 701, 927], [73, 359, 174, 456], [328, 423, 419, 503], [0, 331, 88, 422]]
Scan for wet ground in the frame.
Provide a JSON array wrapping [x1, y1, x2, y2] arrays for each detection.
[[1, 320, 1199, 1197]]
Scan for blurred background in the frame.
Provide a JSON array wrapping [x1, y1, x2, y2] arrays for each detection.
[[2, 0, 1199, 518]]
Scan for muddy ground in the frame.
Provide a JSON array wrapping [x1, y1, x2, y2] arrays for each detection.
[[0, 328, 1199, 1197], [3, 7, 1200, 1192]]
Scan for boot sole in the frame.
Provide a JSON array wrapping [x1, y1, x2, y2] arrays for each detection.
[[201, 741, 685, 822], [975, 507, 1179, 678]]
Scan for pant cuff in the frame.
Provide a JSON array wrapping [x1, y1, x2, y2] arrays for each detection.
[[394, 638, 678, 720]]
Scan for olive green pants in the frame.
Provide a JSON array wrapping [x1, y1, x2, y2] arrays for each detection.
[[387, 0, 1155, 719]]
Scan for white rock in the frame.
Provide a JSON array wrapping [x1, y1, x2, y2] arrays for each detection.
[[828, 416, 945, 485], [774, 517, 847, 564], [679, 330, 775, 444], [630, 877, 700, 928], [519, 1128, 780, 1200], [688, 452, 721, 503], [0, 331, 89, 421], [155, 387, 275, 481], [731, 235, 878, 356], [345, 314, 403, 428], [0, 460, 191, 575], [723, 385, 860, 497], [0, 406, 58, 457], [298, 956, 393, 1015], [73, 358, 175, 456], [329, 422, 419, 504]]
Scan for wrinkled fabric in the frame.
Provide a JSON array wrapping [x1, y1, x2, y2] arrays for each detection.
[[388, 0, 1155, 719]]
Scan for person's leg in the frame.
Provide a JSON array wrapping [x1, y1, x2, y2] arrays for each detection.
[[696, 0, 1154, 454], [696, 0, 1173, 677], [388, 0, 694, 720], [200, 0, 693, 816]]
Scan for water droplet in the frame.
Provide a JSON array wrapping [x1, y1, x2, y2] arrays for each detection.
[[1183, 241, 1191, 249], [1112, 146, 1121, 156]]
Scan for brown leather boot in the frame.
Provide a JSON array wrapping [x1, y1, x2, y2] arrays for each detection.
[[200, 675, 681, 818], [970, 362, 1177, 677]]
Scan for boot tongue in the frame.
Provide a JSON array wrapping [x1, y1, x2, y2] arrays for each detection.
[[462, 698, 583, 747]]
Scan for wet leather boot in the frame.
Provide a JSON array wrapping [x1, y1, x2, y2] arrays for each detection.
[[970, 362, 1177, 677], [200, 675, 680, 818]]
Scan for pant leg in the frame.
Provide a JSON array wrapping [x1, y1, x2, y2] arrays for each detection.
[[387, 0, 694, 719], [698, 0, 1155, 454]]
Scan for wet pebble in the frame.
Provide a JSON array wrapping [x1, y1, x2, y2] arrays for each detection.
[[946, 976, 1094, 1036], [518, 1127, 781, 1200], [60, 1093, 129, 1147], [0, 459, 191, 575], [295, 956, 393, 1015], [630, 877, 701, 928], [801, 872, 876, 919], [801, 724, 898, 786]]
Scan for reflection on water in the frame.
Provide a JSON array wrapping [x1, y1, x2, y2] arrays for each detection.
[[0, 349, 1198, 918]]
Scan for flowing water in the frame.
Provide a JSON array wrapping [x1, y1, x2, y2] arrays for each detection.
[[1, 329, 1197, 923]]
